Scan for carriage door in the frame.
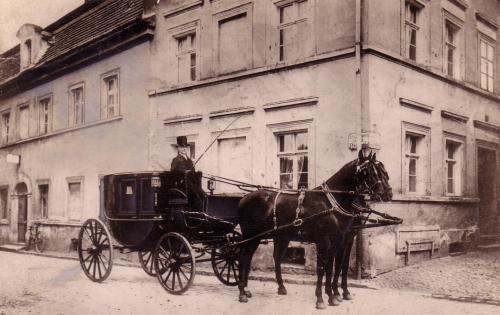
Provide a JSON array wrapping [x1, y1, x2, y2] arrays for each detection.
[[477, 147, 498, 234], [16, 183, 28, 242]]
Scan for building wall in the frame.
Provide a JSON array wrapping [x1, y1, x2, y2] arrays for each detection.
[[0, 43, 151, 250]]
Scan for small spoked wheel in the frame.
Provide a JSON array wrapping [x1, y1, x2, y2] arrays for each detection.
[[211, 245, 240, 286], [77, 218, 113, 283], [138, 251, 156, 277], [154, 232, 195, 295]]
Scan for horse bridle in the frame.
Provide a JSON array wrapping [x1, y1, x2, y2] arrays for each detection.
[[355, 159, 385, 197]]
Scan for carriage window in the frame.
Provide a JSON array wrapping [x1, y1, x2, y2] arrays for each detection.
[[445, 139, 463, 195], [277, 131, 308, 189], [140, 177, 155, 214], [404, 131, 428, 194], [119, 179, 137, 214]]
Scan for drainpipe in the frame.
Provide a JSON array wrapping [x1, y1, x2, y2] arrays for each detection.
[[355, 0, 365, 280]]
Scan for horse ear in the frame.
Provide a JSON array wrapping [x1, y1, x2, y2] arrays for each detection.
[[358, 149, 364, 160], [367, 152, 373, 160], [372, 152, 377, 161]]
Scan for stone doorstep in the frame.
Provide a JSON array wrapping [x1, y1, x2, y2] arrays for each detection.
[[0, 243, 26, 252], [0, 248, 375, 290]]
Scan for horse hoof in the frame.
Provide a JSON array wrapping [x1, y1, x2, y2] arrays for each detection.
[[316, 302, 326, 310], [244, 290, 252, 298], [334, 294, 343, 303], [277, 287, 287, 295], [239, 295, 249, 303], [343, 293, 353, 300], [328, 297, 340, 306]]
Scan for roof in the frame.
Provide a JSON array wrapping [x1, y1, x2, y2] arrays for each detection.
[[0, 0, 145, 84]]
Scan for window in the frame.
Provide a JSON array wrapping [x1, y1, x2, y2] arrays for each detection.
[[217, 137, 250, 193], [479, 37, 495, 92], [177, 33, 197, 83], [39, 184, 49, 219], [1, 111, 10, 144], [403, 128, 429, 195], [18, 104, 29, 139], [38, 96, 52, 134], [102, 74, 119, 118], [277, 131, 308, 189], [445, 140, 463, 195], [218, 13, 249, 74], [277, 0, 308, 62], [69, 84, 84, 126], [67, 177, 83, 221], [444, 20, 460, 78], [404, 2, 420, 61], [24, 39, 32, 67], [0, 188, 8, 220]]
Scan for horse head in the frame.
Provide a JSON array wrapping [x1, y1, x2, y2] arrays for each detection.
[[356, 150, 393, 202]]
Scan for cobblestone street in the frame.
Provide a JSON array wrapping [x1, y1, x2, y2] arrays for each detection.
[[1, 250, 500, 315], [363, 250, 500, 305]]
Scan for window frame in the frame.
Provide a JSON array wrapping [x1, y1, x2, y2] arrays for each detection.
[[66, 176, 84, 222], [37, 94, 53, 135], [267, 119, 314, 189], [443, 135, 465, 196], [101, 70, 120, 119], [68, 82, 85, 127], [442, 12, 464, 79], [402, 122, 431, 195], [37, 181, 50, 220], [478, 34, 495, 93], [403, 1, 424, 62], [274, 0, 309, 63], [1, 109, 11, 145], [0, 186, 9, 221], [16, 102, 30, 140], [213, 3, 253, 75], [168, 20, 200, 85], [276, 130, 309, 189]]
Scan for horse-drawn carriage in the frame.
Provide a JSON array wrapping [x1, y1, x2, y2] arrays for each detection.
[[77, 151, 402, 308], [77, 171, 242, 294]]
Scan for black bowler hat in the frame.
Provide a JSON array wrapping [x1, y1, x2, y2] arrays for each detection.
[[176, 136, 189, 147]]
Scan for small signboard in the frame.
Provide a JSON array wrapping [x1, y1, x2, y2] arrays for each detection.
[[6, 154, 20, 164]]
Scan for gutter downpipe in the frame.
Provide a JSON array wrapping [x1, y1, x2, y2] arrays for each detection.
[[355, 0, 366, 280]]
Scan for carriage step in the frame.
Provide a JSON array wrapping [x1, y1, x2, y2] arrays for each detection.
[[477, 243, 500, 251]]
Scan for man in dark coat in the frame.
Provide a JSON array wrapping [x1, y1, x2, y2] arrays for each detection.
[[171, 136, 195, 172], [170, 136, 204, 211]]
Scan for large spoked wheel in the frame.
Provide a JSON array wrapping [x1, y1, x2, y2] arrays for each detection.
[[77, 218, 113, 283], [211, 234, 240, 286], [138, 251, 156, 277], [154, 232, 195, 295]]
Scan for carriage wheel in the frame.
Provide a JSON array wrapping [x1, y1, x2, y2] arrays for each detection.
[[154, 232, 195, 294], [211, 244, 240, 286], [138, 251, 156, 277], [77, 218, 113, 283]]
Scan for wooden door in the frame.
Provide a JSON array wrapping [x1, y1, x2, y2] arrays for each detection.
[[477, 147, 497, 233], [18, 195, 27, 242]]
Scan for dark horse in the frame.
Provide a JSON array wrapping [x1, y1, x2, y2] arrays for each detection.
[[237, 150, 392, 309]]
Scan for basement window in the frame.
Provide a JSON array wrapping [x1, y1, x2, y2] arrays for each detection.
[[283, 246, 306, 265]]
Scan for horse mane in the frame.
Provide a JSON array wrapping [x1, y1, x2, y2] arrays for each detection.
[[318, 159, 358, 191]]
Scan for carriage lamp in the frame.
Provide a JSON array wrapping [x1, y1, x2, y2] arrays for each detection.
[[151, 173, 161, 188], [207, 177, 216, 195]]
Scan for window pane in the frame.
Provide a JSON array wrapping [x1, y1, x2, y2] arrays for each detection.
[[447, 178, 454, 194], [69, 183, 81, 194], [487, 45, 494, 61], [409, 176, 416, 192], [280, 174, 293, 189], [219, 14, 248, 73], [409, 158, 416, 175], [447, 162, 454, 178], [480, 41, 487, 57], [280, 157, 294, 173], [296, 132, 308, 150], [279, 134, 294, 152], [298, 155, 308, 172]]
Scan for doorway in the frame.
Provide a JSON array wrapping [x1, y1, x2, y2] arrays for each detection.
[[16, 183, 28, 242], [477, 147, 498, 234]]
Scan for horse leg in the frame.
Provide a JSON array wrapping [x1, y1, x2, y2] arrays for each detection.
[[241, 240, 260, 300], [331, 245, 344, 304], [273, 236, 290, 295], [315, 237, 330, 310], [238, 239, 257, 302], [341, 233, 355, 300]]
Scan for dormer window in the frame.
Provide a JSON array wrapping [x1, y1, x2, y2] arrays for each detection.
[[24, 39, 32, 66]]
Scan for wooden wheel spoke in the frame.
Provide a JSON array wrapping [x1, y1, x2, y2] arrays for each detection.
[[232, 263, 238, 280], [92, 255, 97, 278], [178, 266, 189, 282], [96, 256, 103, 278], [176, 271, 184, 290], [83, 253, 93, 263], [98, 255, 109, 272]]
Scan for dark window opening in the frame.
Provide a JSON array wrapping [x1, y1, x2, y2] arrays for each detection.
[[283, 247, 306, 265]]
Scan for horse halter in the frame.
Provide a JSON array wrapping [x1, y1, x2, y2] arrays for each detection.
[[355, 159, 384, 197]]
